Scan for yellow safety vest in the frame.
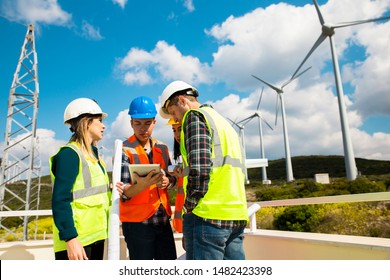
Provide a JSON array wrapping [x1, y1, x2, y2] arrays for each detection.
[[50, 142, 111, 253], [180, 107, 248, 221]]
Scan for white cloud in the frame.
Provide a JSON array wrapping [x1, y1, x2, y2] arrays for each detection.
[[347, 21, 390, 117], [105, 109, 131, 143], [112, 0, 128, 9], [0, 128, 66, 177], [182, 0, 195, 12], [0, 0, 72, 26], [208, 83, 390, 163], [116, 40, 213, 85], [352, 130, 390, 160], [206, 0, 390, 109], [123, 70, 152, 85], [80, 20, 104, 41]]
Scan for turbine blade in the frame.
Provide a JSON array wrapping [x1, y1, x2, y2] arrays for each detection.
[[252, 74, 280, 92], [242, 118, 253, 127], [290, 33, 326, 80], [259, 114, 274, 131], [275, 95, 279, 126], [256, 87, 264, 110], [227, 117, 238, 128], [293, 66, 312, 81], [313, 0, 325, 25], [282, 66, 312, 88], [334, 15, 390, 29], [237, 115, 256, 126]]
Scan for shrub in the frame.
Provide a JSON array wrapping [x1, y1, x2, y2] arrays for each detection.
[[346, 177, 386, 194], [297, 180, 324, 197], [383, 179, 390, 191], [28, 217, 53, 234], [273, 205, 320, 232], [255, 186, 298, 201], [313, 202, 390, 237], [256, 206, 286, 229]]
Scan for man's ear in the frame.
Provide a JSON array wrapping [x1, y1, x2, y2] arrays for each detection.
[[178, 95, 186, 106]]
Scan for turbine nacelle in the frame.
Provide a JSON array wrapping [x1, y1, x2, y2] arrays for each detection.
[[322, 24, 335, 36]]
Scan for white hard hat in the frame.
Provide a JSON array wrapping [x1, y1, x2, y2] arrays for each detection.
[[159, 80, 198, 119], [64, 98, 107, 124]]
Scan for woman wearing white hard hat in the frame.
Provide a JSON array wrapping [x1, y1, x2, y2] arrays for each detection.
[[50, 98, 111, 260]]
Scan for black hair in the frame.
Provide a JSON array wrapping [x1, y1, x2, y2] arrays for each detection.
[[173, 138, 181, 162]]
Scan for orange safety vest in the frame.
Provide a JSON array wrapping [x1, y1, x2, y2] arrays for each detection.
[[172, 176, 184, 233], [119, 135, 172, 222]]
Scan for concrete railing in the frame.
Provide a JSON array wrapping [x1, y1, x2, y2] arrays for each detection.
[[1, 192, 390, 259]]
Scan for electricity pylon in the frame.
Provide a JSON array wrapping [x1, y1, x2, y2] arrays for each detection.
[[0, 24, 41, 241]]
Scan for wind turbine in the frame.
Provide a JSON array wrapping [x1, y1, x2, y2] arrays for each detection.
[[290, 0, 390, 181], [237, 88, 273, 184], [252, 67, 311, 182]]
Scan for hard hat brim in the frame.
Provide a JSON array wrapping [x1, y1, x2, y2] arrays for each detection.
[[159, 107, 171, 119], [64, 112, 108, 124]]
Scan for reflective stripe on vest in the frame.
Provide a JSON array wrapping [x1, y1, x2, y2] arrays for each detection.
[[180, 108, 245, 176], [172, 177, 184, 233], [198, 109, 246, 172], [123, 140, 171, 165], [123, 146, 141, 163], [67, 143, 110, 201]]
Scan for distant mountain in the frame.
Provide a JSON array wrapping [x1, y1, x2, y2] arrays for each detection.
[[247, 155, 390, 180]]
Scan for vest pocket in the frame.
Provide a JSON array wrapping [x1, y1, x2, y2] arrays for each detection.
[[73, 199, 108, 236]]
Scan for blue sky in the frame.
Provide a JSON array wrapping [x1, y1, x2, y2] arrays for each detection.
[[0, 0, 389, 175]]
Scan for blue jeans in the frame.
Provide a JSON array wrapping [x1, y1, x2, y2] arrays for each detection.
[[122, 222, 177, 260], [183, 213, 246, 260]]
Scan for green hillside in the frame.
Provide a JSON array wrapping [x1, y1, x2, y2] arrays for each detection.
[[248, 155, 390, 180]]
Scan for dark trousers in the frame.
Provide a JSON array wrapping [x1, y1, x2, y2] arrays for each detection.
[[55, 239, 105, 260], [122, 222, 177, 260]]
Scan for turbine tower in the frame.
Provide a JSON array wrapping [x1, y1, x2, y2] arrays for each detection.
[[0, 24, 41, 241], [290, 0, 390, 180], [252, 67, 311, 182], [237, 88, 273, 184]]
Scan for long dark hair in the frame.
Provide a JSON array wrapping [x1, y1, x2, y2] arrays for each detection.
[[173, 139, 181, 162]]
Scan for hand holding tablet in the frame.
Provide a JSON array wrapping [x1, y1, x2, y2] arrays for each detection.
[[128, 164, 161, 183]]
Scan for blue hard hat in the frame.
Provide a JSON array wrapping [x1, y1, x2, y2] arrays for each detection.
[[128, 96, 157, 118]]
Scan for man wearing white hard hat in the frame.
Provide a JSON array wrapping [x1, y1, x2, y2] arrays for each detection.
[[159, 81, 248, 260], [51, 98, 111, 260]]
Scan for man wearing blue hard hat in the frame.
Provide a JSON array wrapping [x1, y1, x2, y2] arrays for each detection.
[[116, 96, 177, 260]]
